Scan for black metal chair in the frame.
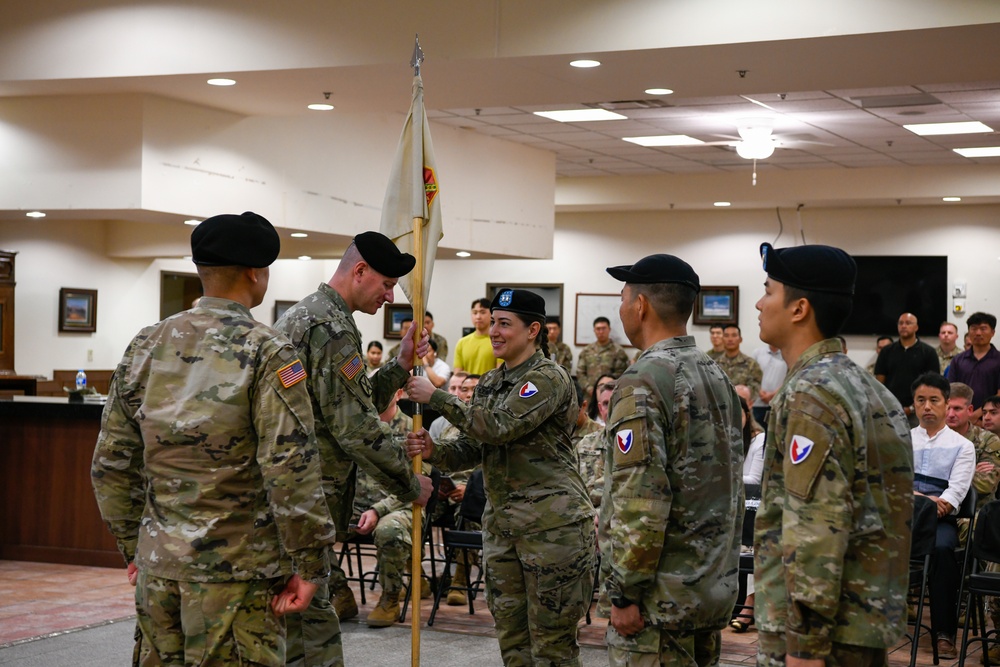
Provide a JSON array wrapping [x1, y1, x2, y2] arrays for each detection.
[[428, 469, 486, 625], [959, 499, 1000, 666], [907, 494, 940, 667], [731, 484, 760, 628]]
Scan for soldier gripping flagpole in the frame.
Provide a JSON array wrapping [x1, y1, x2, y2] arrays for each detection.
[[378, 34, 443, 667]]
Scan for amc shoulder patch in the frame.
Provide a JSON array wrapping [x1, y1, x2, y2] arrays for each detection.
[[277, 360, 307, 388], [610, 385, 650, 469]]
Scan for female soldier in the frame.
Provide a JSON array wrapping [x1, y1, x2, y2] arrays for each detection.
[[405, 288, 595, 667]]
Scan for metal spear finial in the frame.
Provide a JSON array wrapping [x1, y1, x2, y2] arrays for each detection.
[[410, 34, 424, 76]]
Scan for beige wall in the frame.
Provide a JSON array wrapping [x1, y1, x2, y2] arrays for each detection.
[[5, 203, 998, 377]]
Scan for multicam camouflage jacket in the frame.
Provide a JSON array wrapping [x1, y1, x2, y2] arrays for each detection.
[[275, 283, 420, 535], [427, 350, 594, 538], [92, 297, 336, 583], [755, 338, 914, 659], [599, 335, 743, 637]]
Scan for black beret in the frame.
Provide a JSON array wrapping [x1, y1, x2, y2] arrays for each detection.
[[606, 254, 700, 291], [760, 242, 856, 296], [354, 231, 416, 278], [191, 211, 280, 267], [491, 288, 546, 321]]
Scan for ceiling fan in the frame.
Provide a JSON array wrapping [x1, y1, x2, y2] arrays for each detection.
[[697, 117, 834, 159]]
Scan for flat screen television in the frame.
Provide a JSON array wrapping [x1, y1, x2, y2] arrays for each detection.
[[841, 255, 948, 336]]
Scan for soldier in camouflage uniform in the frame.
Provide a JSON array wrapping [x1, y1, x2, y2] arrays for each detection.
[[545, 316, 574, 374], [948, 382, 1000, 515], [599, 254, 743, 667], [715, 325, 763, 400], [754, 242, 914, 667], [406, 288, 595, 667], [576, 316, 630, 395], [275, 231, 433, 667], [92, 212, 337, 666], [706, 325, 725, 361]]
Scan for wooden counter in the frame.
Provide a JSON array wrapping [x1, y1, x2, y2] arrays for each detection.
[[0, 396, 123, 568]]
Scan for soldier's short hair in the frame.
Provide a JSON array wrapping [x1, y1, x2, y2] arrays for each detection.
[[631, 283, 696, 325], [968, 312, 997, 330], [985, 394, 1000, 409], [471, 298, 491, 310], [950, 382, 974, 404], [911, 372, 950, 400], [593, 316, 611, 327], [782, 286, 853, 339]]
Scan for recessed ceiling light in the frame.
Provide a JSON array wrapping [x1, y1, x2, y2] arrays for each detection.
[[207, 78, 236, 86], [25, 211, 46, 218], [644, 88, 674, 95], [942, 196, 962, 202], [955, 146, 1000, 158], [183, 219, 200, 226], [290, 232, 308, 238], [904, 121, 992, 136], [570, 59, 601, 68], [456, 251, 471, 258], [533, 109, 627, 123], [714, 201, 731, 207], [308, 103, 334, 111], [623, 135, 704, 147], [298, 255, 312, 261]]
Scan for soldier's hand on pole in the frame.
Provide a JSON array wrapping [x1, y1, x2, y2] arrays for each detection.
[[405, 375, 436, 403], [398, 327, 430, 372], [405, 428, 435, 460], [271, 574, 318, 617], [414, 473, 433, 507]]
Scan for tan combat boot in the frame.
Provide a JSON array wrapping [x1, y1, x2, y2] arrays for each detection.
[[447, 563, 469, 606], [366, 591, 401, 628], [331, 582, 358, 621], [420, 574, 432, 600]]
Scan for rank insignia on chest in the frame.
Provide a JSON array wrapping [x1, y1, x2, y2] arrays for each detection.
[[340, 354, 364, 381], [790, 435, 814, 464], [277, 360, 307, 388], [518, 381, 538, 398], [616, 429, 633, 454]]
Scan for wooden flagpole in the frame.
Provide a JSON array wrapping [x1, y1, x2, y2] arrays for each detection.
[[410, 213, 425, 667]]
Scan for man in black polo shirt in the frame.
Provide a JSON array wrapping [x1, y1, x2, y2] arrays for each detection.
[[875, 312, 940, 425]]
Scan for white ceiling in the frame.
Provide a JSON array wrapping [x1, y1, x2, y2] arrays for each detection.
[[2, 5, 1000, 180]]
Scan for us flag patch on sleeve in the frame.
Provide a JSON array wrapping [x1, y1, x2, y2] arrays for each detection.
[[340, 353, 364, 381], [277, 360, 307, 388]]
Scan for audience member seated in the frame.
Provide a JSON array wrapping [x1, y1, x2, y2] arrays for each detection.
[[351, 389, 432, 628], [984, 395, 1000, 438], [875, 313, 940, 425], [946, 312, 1000, 421], [577, 376, 615, 508], [428, 371, 467, 441], [947, 383, 1000, 512], [365, 340, 383, 375], [910, 373, 976, 659], [706, 324, 725, 361], [750, 342, 786, 429], [420, 339, 451, 388]]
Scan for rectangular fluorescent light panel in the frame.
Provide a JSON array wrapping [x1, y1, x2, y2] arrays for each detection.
[[623, 135, 705, 147], [954, 146, 1000, 158], [533, 109, 628, 122], [904, 121, 993, 136]]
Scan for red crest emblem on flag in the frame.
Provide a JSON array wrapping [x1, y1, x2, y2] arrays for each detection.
[[424, 166, 438, 206]]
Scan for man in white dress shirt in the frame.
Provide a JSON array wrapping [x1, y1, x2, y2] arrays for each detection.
[[910, 372, 975, 658]]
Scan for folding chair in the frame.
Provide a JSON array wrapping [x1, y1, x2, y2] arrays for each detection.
[[959, 500, 1000, 665], [428, 469, 486, 626], [907, 494, 939, 667], [337, 531, 379, 605], [731, 484, 760, 627]]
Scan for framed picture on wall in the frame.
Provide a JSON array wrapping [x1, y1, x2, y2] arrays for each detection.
[[693, 286, 739, 326], [383, 304, 414, 339], [59, 288, 98, 333], [273, 300, 296, 325]]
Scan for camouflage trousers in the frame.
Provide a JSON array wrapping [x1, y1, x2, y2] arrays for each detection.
[[284, 580, 345, 667], [757, 631, 888, 667], [373, 507, 414, 596], [606, 627, 721, 667], [483, 518, 596, 667], [134, 571, 285, 666]]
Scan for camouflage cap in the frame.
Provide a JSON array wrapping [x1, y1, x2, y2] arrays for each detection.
[[353, 231, 416, 278], [606, 253, 700, 291], [760, 242, 856, 295], [491, 288, 546, 320], [191, 211, 280, 267]]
